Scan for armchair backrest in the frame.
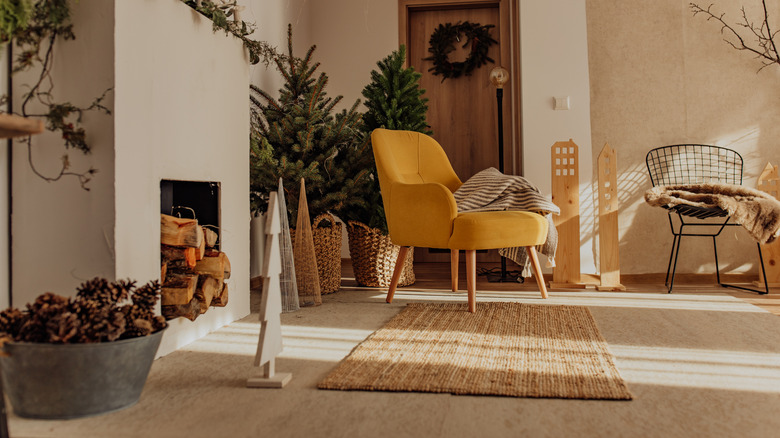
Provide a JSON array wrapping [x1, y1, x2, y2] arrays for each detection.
[[371, 128, 462, 206], [370, 129, 463, 246], [646, 144, 744, 187]]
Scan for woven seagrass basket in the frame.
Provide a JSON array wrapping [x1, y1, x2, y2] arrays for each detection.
[[290, 213, 342, 294], [346, 221, 415, 288]]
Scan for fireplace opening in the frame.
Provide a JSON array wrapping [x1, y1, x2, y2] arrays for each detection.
[[160, 180, 230, 321], [160, 180, 221, 249]]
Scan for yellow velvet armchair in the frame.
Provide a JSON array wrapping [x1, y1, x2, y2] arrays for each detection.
[[371, 128, 550, 312]]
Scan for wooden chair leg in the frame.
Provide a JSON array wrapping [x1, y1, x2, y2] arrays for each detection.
[[526, 246, 548, 299], [386, 246, 410, 303], [466, 250, 476, 312], [450, 249, 459, 292]]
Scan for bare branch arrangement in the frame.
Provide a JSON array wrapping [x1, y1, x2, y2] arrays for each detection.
[[690, 1, 780, 72]]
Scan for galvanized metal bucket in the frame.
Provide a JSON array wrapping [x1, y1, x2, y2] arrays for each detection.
[[0, 328, 165, 419]]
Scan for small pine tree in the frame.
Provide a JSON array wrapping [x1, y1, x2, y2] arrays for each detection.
[[250, 25, 365, 223], [335, 45, 431, 234]]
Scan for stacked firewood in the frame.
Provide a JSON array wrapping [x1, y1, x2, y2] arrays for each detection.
[[160, 214, 231, 321]]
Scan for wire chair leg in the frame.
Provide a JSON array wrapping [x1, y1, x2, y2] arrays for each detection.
[[713, 236, 722, 286], [668, 235, 683, 293], [665, 234, 679, 287], [757, 242, 770, 295], [715, 239, 770, 295]]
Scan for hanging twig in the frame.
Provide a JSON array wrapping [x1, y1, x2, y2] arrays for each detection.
[[691, 1, 780, 72]]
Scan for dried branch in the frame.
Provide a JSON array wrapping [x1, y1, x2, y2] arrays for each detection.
[[690, 1, 780, 72]]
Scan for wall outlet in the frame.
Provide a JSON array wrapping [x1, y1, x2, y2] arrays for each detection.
[[554, 96, 571, 110]]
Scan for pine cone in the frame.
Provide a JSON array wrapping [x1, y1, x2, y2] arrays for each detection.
[[0, 308, 26, 340], [76, 278, 134, 306], [130, 280, 161, 313], [18, 293, 71, 342], [46, 311, 80, 343]]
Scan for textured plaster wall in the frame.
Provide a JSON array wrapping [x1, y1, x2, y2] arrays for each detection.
[[587, 0, 780, 275]]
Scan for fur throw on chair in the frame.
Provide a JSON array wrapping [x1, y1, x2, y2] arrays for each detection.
[[645, 183, 780, 244]]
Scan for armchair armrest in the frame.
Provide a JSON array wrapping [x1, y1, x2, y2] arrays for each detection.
[[386, 181, 458, 248]]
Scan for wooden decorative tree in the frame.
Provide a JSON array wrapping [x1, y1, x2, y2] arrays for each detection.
[[596, 143, 626, 291], [293, 179, 322, 307], [757, 162, 780, 287], [550, 139, 584, 288], [247, 192, 292, 388]]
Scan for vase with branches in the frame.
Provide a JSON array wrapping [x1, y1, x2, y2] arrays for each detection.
[[1, 0, 111, 189]]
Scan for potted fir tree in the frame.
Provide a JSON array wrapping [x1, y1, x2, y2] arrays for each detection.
[[336, 45, 431, 287], [0, 278, 167, 419], [250, 25, 366, 294]]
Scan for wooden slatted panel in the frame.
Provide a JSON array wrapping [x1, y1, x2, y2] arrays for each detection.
[[596, 144, 625, 291], [757, 163, 780, 287], [550, 139, 582, 287]]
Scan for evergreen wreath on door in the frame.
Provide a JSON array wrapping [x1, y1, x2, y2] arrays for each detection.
[[423, 21, 498, 80]]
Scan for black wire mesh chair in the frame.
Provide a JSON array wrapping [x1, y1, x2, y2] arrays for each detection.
[[646, 144, 768, 294]]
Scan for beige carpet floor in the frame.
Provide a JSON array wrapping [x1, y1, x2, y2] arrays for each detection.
[[6, 286, 780, 438]]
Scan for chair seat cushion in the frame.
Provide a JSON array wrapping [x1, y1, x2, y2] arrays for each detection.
[[448, 211, 548, 250]]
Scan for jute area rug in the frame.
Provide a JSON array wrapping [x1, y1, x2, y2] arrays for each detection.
[[318, 302, 632, 400]]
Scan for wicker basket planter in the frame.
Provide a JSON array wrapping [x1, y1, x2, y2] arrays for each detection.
[[290, 213, 342, 294], [346, 221, 415, 287]]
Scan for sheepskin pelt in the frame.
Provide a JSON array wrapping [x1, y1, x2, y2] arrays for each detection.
[[644, 183, 780, 244]]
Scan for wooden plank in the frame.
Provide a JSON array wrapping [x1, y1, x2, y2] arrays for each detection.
[[193, 252, 227, 278], [161, 274, 198, 305], [596, 143, 625, 291], [162, 295, 202, 321], [212, 283, 229, 307], [196, 276, 222, 313], [550, 139, 583, 287], [757, 162, 780, 287], [160, 214, 204, 248], [203, 227, 218, 248], [0, 113, 44, 139]]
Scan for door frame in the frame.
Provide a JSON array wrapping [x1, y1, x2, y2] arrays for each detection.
[[398, 0, 522, 175]]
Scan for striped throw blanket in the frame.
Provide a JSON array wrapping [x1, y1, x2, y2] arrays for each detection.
[[453, 167, 560, 277]]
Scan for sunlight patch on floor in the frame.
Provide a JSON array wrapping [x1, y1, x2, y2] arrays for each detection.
[[180, 321, 372, 362], [374, 289, 766, 312], [612, 344, 780, 393]]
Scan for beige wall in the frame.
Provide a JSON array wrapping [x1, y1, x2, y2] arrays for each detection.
[[587, 0, 780, 275], [11, 0, 116, 305]]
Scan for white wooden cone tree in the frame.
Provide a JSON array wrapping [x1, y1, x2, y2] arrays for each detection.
[[757, 162, 780, 287], [596, 143, 626, 291], [247, 192, 292, 388]]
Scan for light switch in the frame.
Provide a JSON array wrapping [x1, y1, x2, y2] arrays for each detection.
[[554, 96, 571, 110]]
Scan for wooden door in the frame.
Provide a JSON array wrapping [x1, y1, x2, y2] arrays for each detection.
[[400, 0, 519, 263]]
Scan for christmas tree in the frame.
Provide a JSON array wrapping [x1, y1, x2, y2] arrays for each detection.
[[250, 24, 366, 224], [335, 45, 431, 233]]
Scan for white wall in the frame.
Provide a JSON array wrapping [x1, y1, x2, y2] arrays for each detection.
[[519, 0, 596, 274], [241, 0, 314, 97], [114, 0, 251, 356], [11, 0, 116, 306], [310, 0, 399, 110]]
